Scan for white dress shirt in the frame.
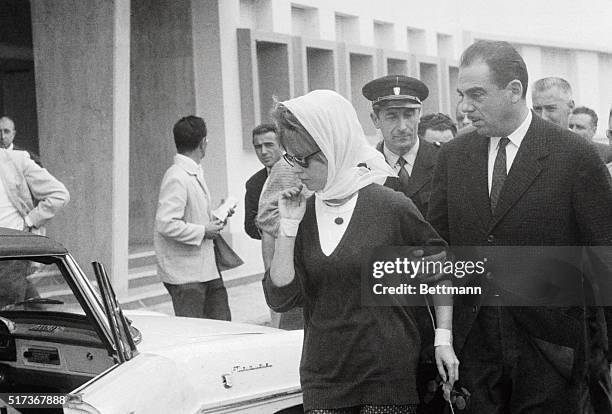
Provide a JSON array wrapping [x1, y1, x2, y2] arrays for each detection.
[[383, 138, 420, 176], [487, 111, 532, 194]]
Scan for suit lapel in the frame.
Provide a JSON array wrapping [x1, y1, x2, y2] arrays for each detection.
[[376, 139, 433, 197], [404, 140, 435, 196], [461, 134, 492, 228], [488, 117, 549, 231]]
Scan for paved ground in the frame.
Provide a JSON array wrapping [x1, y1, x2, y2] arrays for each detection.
[[147, 280, 273, 326]]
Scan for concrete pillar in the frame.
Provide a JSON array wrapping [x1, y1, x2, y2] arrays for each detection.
[[191, 0, 229, 211], [358, 16, 374, 47], [30, 0, 130, 297], [318, 7, 337, 41], [270, 0, 291, 34], [129, 0, 196, 246]]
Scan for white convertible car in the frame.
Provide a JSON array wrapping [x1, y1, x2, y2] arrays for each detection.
[[0, 228, 303, 413]]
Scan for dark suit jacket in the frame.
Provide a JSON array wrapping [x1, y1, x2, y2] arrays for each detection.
[[427, 113, 612, 379], [376, 138, 439, 216], [593, 142, 612, 164], [244, 167, 268, 240]]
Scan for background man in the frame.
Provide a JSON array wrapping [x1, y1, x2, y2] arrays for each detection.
[[569, 106, 612, 162], [0, 149, 69, 234], [532, 76, 574, 127], [569, 106, 599, 141], [154, 115, 231, 320], [244, 123, 282, 240], [428, 40, 612, 413], [0, 147, 70, 302], [363, 74, 439, 216], [0, 116, 16, 150], [418, 112, 457, 144], [0, 116, 41, 165]]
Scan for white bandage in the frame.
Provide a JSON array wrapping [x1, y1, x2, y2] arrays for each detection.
[[279, 218, 301, 237], [434, 328, 452, 347]]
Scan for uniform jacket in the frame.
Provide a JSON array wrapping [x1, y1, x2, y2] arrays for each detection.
[[244, 167, 268, 240], [0, 149, 69, 233], [154, 155, 219, 285], [376, 138, 439, 216], [427, 113, 612, 380]]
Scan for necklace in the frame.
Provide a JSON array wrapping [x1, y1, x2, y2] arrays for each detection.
[[321, 193, 357, 226]]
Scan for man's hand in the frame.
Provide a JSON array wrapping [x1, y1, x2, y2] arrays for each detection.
[[435, 344, 459, 401], [411, 249, 447, 283], [218, 198, 236, 219], [205, 219, 225, 239], [279, 185, 307, 221]]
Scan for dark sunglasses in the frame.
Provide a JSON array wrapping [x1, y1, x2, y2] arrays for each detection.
[[283, 150, 321, 168]]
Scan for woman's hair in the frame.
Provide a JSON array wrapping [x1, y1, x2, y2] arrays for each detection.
[[270, 101, 320, 156]]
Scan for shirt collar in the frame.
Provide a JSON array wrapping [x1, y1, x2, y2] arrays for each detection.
[[501, 110, 531, 148], [174, 154, 201, 175], [383, 137, 420, 167]]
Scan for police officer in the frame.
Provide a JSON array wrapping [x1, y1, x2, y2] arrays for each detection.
[[364, 75, 446, 413], [363, 75, 440, 216]]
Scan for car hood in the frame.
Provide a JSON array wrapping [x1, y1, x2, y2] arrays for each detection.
[[127, 314, 284, 352], [68, 315, 304, 414]]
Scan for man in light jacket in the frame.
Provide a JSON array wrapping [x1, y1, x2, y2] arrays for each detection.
[[154, 115, 231, 320], [0, 148, 69, 234]]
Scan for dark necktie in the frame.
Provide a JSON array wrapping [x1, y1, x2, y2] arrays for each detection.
[[397, 157, 410, 188], [490, 137, 510, 212]]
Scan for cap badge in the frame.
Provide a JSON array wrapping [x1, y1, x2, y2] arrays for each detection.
[[393, 86, 401, 95]]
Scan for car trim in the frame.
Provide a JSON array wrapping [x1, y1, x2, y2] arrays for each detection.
[[63, 255, 116, 352], [197, 387, 302, 413], [66, 361, 122, 395]]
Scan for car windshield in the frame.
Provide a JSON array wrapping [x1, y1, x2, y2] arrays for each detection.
[[0, 257, 85, 314]]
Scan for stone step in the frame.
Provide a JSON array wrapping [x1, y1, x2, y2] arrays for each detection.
[[128, 246, 156, 269], [121, 283, 171, 310], [127, 264, 159, 289]]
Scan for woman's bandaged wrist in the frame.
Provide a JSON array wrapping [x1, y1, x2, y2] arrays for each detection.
[[279, 218, 301, 237], [434, 328, 452, 347]]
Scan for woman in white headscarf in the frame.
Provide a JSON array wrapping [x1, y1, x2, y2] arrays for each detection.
[[263, 90, 458, 414]]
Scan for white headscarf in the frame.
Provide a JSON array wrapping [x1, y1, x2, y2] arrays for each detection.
[[282, 90, 396, 202]]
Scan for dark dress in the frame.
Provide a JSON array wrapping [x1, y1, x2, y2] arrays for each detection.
[[263, 184, 444, 411]]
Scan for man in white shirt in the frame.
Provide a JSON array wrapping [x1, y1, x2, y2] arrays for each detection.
[[428, 40, 612, 413], [154, 115, 230, 320], [0, 116, 42, 166], [0, 116, 16, 150], [0, 147, 70, 304], [0, 149, 69, 234]]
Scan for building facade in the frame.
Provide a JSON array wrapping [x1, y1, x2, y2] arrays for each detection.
[[1, 0, 611, 297]]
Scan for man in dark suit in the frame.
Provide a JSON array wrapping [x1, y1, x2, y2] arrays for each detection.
[[428, 40, 612, 413], [244, 123, 282, 240], [363, 76, 447, 412], [362, 75, 440, 217], [419, 112, 457, 144]]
